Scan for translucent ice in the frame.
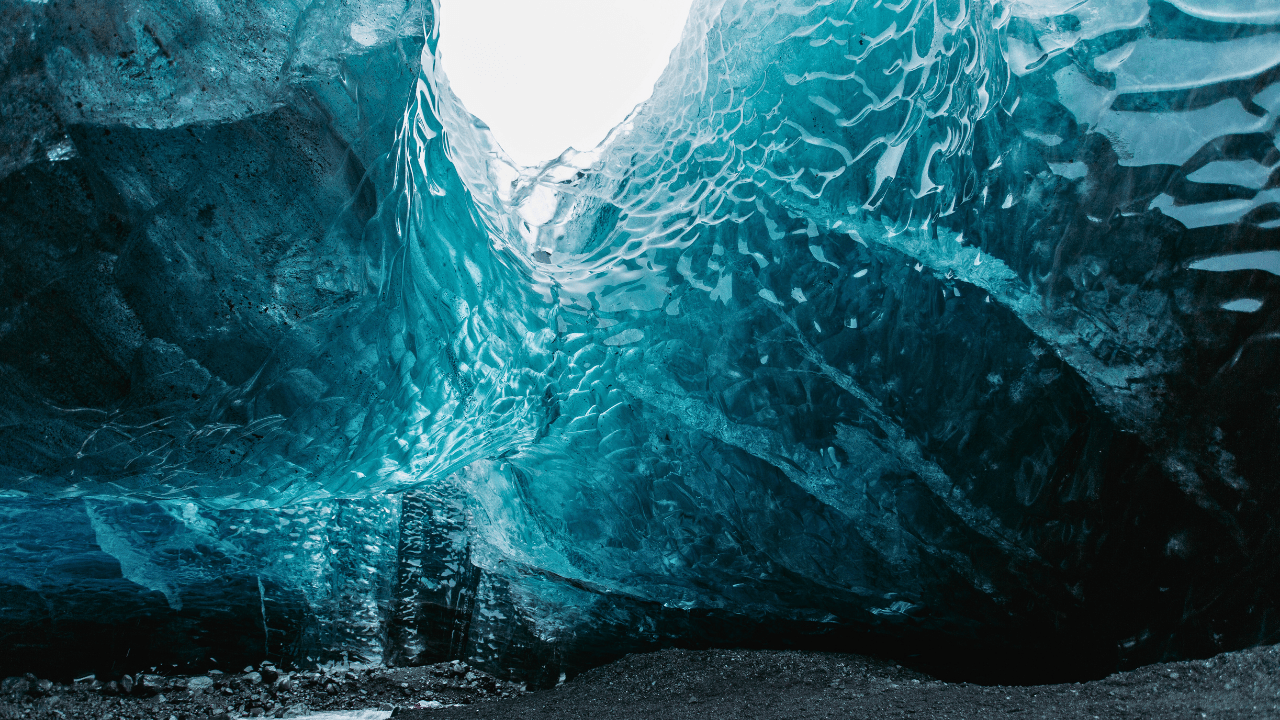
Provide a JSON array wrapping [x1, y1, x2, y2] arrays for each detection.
[[2, 0, 1280, 683]]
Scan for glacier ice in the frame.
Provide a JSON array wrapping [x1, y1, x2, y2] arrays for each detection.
[[2, 0, 1280, 686]]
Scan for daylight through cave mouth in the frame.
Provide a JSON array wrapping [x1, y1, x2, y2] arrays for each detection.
[[1, 0, 1279, 692], [437, 0, 696, 165]]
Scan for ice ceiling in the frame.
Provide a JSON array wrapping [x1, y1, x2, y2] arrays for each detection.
[[1, 0, 1279, 685]]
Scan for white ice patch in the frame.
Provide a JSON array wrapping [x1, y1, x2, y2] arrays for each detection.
[[45, 139, 77, 161], [1098, 35, 1280, 94], [1103, 99, 1268, 167], [603, 328, 644, 346], [1011, 0, 1148, 40], [1048, 161, 1087, 180], [349, 23, 380, 46], [709, 272, 734, 303], [1054, 65, 1275, 169], [1006, 37, 1048, 76], [1187, 160, 1275, 190], [1188, 251, 1280, 276], [1220, 299, 1264, 313], [809, 245, 839, 268], [1165, 0, 1280, 25], [1022, 130, 1064, 146], [1151, 189, 1280, 229]]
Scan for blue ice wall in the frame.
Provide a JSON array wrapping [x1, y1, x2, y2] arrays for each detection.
[[2, 0, 1280, 683], [0, 496, 396, 674]]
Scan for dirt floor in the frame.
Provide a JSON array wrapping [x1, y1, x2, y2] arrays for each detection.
[[5, 643, 1280, 720]]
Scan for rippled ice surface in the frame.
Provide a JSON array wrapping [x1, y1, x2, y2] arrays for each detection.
[[1, 0, 1279, 684]]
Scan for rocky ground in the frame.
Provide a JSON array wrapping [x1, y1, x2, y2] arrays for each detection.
[[0, 660, 525, 720], [5, 643, 1280, 720], [407, 644, 1280, 720]]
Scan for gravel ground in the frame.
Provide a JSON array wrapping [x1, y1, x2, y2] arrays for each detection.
[[404, 644, 1280, 720], [0, 660, 524, 720], [5, 644, 1280, 720]]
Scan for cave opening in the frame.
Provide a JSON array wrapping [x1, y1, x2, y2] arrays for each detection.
[[1, 0, 1279, 716], [436, 0, 696, 165]]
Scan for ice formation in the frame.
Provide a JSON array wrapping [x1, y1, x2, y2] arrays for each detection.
[[1, 0, 1279, 686]]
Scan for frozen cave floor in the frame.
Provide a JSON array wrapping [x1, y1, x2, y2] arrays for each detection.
[[6, 646, 1280, 720]]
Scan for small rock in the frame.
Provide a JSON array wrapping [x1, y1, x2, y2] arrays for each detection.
[[260, 667, 279, 684], [244, 671, 263, 684], [188, 676, 214, 691], [119, 674, 134, 694], [135, 674, 162, 697], [1, 677, 30, 696]]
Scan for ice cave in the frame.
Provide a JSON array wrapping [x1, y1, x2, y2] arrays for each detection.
[[2, 0, 1280, 710]]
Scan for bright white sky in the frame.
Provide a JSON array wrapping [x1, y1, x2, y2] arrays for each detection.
[[438, 0, 697, 166]]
